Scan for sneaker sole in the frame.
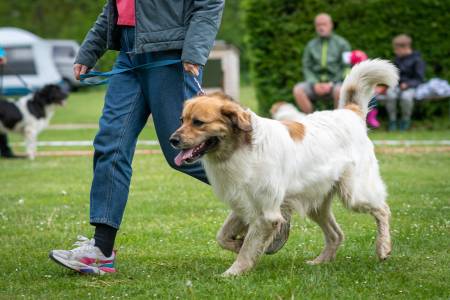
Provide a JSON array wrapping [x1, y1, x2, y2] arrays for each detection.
[[48, 251, 115, 275], [265, 220, 290, 255]]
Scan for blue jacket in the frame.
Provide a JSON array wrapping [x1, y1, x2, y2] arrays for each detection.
[[75, 0, 224, 68]]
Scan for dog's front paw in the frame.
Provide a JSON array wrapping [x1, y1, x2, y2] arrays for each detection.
[[221, 267, 243, 277], [221, 261, 250, 277], [376, 240, 392, 261]]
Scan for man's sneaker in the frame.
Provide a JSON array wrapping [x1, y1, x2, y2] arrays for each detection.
[[49, 235, 116, 275]]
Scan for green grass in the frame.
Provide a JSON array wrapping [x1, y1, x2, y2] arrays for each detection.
[[1, 86, 449, 298], [0, 152, 449, 299]]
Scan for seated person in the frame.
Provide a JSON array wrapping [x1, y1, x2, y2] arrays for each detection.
[[0, 47, 20, 159], [293, 13, 351, 113], [0, 134, 17, 158], [379, 34, 425, 131]]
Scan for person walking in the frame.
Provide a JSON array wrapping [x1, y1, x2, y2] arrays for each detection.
[[49, 0, 288, 275]]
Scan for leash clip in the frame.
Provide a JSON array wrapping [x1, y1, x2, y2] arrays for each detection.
[[192, 76, 206, 96]]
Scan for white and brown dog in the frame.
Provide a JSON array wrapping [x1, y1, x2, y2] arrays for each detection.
[[170, 59, 398, 276]]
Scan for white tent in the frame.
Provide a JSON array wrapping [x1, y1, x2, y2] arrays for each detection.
[[0, 27, 62, 96]]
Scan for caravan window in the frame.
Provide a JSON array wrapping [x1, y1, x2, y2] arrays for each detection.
[[3, 46, 37, 75], [53, 46, 76, 58]]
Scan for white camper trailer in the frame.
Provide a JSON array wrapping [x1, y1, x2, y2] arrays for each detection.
[[0, 27, 62, 96]]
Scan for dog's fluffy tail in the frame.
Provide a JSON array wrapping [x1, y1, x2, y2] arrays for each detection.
[[339, 59, 398, 116]]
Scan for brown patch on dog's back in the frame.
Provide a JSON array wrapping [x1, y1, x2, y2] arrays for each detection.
[[344, 103, 364, 118], [281, 120, 305, 141]]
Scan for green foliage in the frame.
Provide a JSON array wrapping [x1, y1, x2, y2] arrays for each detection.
[[216, 0, 248, 74], [0, 0, 118, 70], [1, 148, 449, 298], [243, 0, 450, 114]]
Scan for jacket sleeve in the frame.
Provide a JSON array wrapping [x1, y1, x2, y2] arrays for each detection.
[[74, 3, 109, 68], [302, 43, 319, 83], [181, 0, 225, 66], [405, 57, 426, 88]]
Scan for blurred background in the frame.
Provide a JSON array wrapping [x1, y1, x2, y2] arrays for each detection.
[[0, 2, 449, 298]]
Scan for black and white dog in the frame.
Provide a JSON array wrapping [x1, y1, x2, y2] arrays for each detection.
[[0, 84, 68, 159]]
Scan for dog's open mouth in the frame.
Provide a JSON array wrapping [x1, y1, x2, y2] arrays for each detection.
[[174, 137, 219, 166]]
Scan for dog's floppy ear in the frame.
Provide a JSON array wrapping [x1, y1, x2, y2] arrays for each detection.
[[221, 102, 252, 132]]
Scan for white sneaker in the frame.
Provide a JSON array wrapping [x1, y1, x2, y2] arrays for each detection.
[[49, 235, 116, 275]]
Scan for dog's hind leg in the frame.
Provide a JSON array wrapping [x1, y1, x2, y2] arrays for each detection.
[[339, 169, 392, 260], [370, 203, 391, 260], [216, 212, 248, 253], [306, 193, 344, 265], [222, 211, 284, 276]]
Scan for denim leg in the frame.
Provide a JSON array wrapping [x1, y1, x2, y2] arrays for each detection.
[[90, 53, 151, 229], [137, 50, 208, 184]]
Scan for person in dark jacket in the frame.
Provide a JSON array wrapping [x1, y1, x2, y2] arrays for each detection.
[[0, 48, 22, 159], [1, 49, 11, 158], [0, 134, 16, 158], [49, 0, 289, 275], [381, 34, 425, 131]]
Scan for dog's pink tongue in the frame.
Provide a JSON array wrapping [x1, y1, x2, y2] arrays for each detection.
[[174, 148, 195, 166]]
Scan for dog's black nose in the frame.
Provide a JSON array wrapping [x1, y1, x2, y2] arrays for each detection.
[[169, 136, 180, 148]]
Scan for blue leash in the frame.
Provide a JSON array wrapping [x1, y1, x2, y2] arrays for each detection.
[[80, 58, 206, 95], [80, 59, 182, 86]]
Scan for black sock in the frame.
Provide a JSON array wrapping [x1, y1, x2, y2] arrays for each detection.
[[94, 224, 117, 257]]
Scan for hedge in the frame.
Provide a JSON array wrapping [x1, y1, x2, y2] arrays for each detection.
[[242, 0, 450, 115]]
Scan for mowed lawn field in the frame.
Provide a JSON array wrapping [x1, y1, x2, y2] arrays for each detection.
[[1, 87, 449, 299]]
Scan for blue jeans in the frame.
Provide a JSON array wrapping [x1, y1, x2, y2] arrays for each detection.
[[90, 27, 208, 229]]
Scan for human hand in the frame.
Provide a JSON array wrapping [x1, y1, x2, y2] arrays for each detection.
[[375, 85, 388, 95], [183, 62, 200, 77], [73, 64, 91, 80], [322, 82, 333, 94], [400, 82, 408, 90], [313, 83, 324, 95], [314, 83, 332, 96]]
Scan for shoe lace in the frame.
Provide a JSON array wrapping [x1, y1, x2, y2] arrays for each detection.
[[70, 235, 95, 254]]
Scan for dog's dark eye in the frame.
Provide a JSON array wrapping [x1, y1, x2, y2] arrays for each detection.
[[179, 117, 184, 124], [192, 119, 204, 127]]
